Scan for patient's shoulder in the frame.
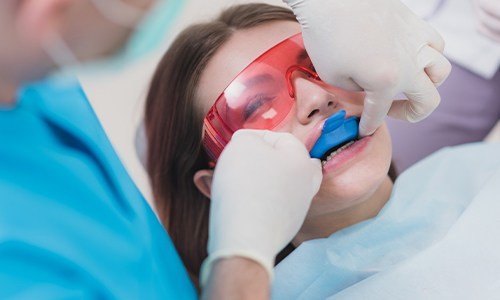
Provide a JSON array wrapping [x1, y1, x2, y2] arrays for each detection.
[[404, 142, 500, 176]]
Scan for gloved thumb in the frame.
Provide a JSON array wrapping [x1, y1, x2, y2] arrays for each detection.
[[282, 0, 306, 10], [309, 158, 323, 193], [234, 129, 289, 148], [282, 0, 311, 28], [359, 91, 393, 137]]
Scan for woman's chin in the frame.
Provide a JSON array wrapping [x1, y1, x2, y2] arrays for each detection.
[[311, 160, 391, 215], [312, 180, 377, 214]]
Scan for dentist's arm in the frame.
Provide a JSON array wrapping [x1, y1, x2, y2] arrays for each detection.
[[284, 0, 452, 136], [201, 130, 323, 300], [202, 257, 269, 300]]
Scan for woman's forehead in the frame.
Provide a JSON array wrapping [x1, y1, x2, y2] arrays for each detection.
[[197, 21, 301, 114]]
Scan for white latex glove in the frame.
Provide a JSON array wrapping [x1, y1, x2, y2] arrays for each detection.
[[284, 0, 452, 136], [474, 0, 500, 42], [200, 130, 322, 284]]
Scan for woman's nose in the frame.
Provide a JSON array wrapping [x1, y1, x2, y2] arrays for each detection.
[[294, 77, 337, 125]]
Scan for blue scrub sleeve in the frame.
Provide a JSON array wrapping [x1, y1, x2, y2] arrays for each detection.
[[0, 249, 93, 299], [0, 187, 108, 299]]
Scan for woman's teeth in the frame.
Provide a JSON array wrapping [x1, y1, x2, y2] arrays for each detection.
[[321, 141, 355, 166]]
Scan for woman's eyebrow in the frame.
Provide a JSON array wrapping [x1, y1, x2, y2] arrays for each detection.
[[243, 73, 275, 87]]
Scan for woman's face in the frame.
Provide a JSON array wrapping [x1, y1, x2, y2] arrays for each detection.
[[197, 21, 392, 218]]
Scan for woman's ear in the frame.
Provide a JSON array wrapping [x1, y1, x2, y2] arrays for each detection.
[[193, 170, 214, 199]]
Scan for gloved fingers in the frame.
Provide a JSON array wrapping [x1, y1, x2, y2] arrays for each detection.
[[309, 158, 323, 193], [477, 0, 500, 18], [418, 45, 452, 87], [476, 5, 500, 32], [282, 0, 307, 10], [359, 91, 393, 137], [268, 132, 311, 158], [423, 23, 446, 53], [322, 74, 363, 92], [232, 130, 321, 182], [242, 129, 301, 150], [477, 22, 500, 42], [394, 72, 440, 123], [233, 129, 310, 158], [231, 129, 274, 145], [474, 0, 500, 41], [386, 99, 422, 121]]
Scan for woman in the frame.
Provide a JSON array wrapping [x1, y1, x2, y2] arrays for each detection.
[[144, 1, 394, 284], [144, 3, 500, 296]]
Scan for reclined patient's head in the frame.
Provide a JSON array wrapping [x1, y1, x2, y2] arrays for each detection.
[[145, 3, 392, 287]]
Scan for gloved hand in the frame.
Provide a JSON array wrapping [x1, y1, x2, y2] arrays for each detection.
[[474, 0, 500, 42], [283, 0, 452, 136], [200, 130, 323, 284]]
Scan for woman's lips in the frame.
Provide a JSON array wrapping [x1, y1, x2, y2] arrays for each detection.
[[305, 119, 327, 152], [306, 112, 360, 153], [322, 134, 373, 173]]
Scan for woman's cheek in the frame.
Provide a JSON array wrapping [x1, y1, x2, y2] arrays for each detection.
[[310, 125, 392, 214]]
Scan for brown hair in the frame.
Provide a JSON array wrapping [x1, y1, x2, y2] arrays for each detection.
[[144, 3, 297, 288], [145, 3, 399, 290]]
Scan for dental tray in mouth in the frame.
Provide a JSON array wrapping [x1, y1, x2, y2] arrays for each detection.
[[310, 110, 359, 160]]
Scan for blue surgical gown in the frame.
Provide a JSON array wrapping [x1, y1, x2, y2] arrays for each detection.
[[0, 79, 196, 299], [272, 142, 500, 299]]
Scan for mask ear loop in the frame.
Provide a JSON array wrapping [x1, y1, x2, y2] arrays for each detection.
[[41, 31, 80, 68], [89, 0, 148, 28]]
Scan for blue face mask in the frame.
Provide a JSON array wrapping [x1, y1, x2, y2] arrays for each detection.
[[43, 0, 185, 76], [121, 0, 185, 62]]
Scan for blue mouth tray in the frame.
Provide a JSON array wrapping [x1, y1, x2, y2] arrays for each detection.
[[310, 110, 359, 159]]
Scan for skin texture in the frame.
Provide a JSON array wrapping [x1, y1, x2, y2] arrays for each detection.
[[0, 0, 153, 104], [195, 21, 394, 244]]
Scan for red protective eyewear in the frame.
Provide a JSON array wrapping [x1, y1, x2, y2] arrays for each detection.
[[203, 33, 320, 163]]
